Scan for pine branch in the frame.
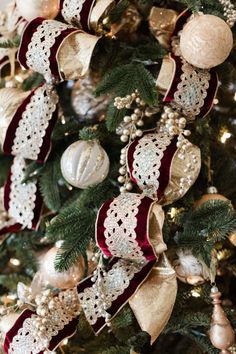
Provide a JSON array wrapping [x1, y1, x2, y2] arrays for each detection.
[[109, 0, 130, 23], [105, 102, 128, 132], [95, 63, 157, 106], [22, 72, 44, 91], [0, 36, 20, 48], [39, 157, 62, 212], [0, 274, 31, 292]]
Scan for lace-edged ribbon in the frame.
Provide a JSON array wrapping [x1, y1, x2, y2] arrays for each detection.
[[162, 10, 218, 119], [3, 83, 58, 163], [18, 18, 81, 81], [60, 0, 95, 32], [77, 193, 165, 333], [4, 289, 80, 354], [0, 156, 43, 236]]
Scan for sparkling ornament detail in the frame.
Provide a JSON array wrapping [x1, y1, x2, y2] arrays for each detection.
[[16, 0, 59, 21], [60, 140, 110, 189]]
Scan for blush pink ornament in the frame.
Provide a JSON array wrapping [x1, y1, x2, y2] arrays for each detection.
[[39, 247, 85, 289], [16, 0, 59, 21], [180, 14, 233, 69]]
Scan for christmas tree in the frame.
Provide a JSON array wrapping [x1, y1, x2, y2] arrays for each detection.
[[0, 0, 235, 353]]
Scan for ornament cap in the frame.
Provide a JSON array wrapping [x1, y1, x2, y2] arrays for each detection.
[[207, 186, 218, 194]]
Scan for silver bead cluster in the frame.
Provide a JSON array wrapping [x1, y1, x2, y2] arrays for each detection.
[[159, 106, 191, 138], [219, 0, 236, 27]]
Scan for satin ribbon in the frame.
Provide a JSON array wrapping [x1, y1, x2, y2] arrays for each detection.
[[77, 193, 166, 333]]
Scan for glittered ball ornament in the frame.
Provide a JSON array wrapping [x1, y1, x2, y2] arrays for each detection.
[[39, 247, 85, 289], [173, 249, 210, 285], [16, 0, 59, 21], [194, 188, 229, 209], [61, 140, 110, 189], [180, 14, 233, 69]]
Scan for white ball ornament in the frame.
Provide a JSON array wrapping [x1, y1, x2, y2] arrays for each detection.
[[39, 247, 85, 289], [61, 140, 110, 189], [180, 14, 233, 69], [16, 0, 59, 21]]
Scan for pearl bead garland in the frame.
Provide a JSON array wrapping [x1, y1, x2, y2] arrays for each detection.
[[219, 0, 236, 27], [115, 91, 159, 193]]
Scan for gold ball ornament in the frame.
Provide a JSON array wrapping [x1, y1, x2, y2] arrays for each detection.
[[16, 0, 59, 21], [60, 140, 110, 189], [39, 247, 85, 289], [229, 232, 236, 247], [194, 193, 228, 209], [180, 14, 233, 69]]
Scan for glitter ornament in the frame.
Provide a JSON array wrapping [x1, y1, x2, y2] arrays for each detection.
[[180, 14, 233, 69], [173, 249, 210, 285], [16, 0, 59, 21], [71, 77, 109, 122], [61, 140, 110, 189], [39, 247, 85, 289]]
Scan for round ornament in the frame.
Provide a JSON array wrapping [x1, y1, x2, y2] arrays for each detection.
[[39, 247, 85, 289], [173, 249, 210, 285], [194, 191, 228, 209], [180, 14, 233, 69], [229, 232, 236, 247], [0, 88, 29, 147], [16, 0, 59, 21], [71, 77, 109, 122], [60, 140, 110, 189]]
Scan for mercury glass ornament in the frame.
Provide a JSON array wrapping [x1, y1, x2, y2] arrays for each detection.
[[71, 77, 109, 122], [180, 14, 233, 69]]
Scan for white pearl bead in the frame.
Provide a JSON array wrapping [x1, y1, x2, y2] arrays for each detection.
[[121, 135, 129, 143], [135, 129, 143, 137]]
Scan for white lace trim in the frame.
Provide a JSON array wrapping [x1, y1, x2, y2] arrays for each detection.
[[131, 132, 172, 197], [173, 59, 211, 118], [103, 193, 145, 260], [26, 20, 72, 80], [61, 0, 87, 26], [78, 259, 145, 325], [11, 84, 58, 161], [8, 289, 80, 354], [8, 156, 37, 229]]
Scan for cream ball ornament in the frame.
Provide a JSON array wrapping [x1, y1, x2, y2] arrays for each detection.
[[39, 247, 85, 289], [0, 313, 20, 336], [180, 14, 233, 69], [16, 0, 59, 21], [61, 140, 110, 189]]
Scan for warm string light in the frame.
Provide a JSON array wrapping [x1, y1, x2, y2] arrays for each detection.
[[220, 130, 232, 143], [191, 289, 201, 298], [9, 258, 21, 266]]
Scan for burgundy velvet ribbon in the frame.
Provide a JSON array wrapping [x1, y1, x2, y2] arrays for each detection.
[[96, 195, 157, 261], [60, 0, 96, 32], [77, 258, 155, 333], [163, 10, 218, 118], [18, 17, 80, 80], [163, 54, 218, 118], [4, 309, 79, 354], [127, 135, 178, 200], [3, 84, 58, 163], [77, 194, 159, 333]]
